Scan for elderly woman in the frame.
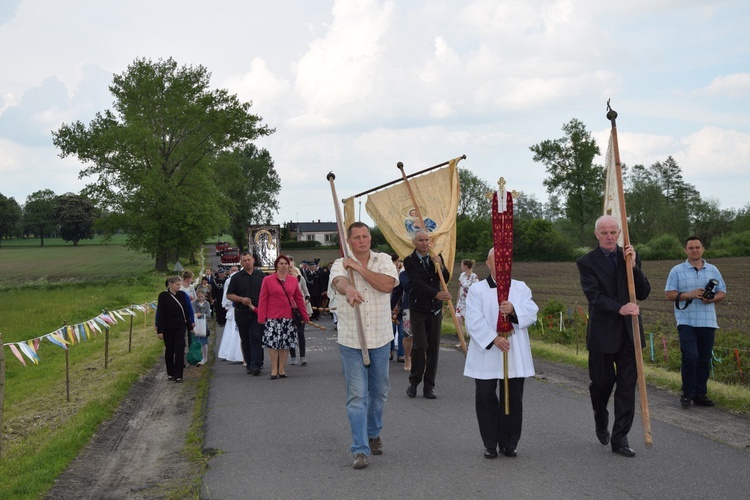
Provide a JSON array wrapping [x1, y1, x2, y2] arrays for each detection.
[[257, 255, 309, 379], [156, 275, 195, 382]]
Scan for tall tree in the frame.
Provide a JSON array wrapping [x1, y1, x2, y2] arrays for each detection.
[[514, 192, 545, 222], [530, 118, 603, 245], [23, 189, 57, 246], [0, 193, 22, 247], [457, 168, 491, 221], [217, 144, 281, 252], [53, 57, 273, 270], [54, 193, 96, 246]]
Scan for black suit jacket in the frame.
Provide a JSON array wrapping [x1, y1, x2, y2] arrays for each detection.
[[577, 246, 651, 354], [403, 250, 450, 313]]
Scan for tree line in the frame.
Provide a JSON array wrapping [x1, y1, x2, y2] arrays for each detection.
[[3, 57, 747, 263], [455, 118, 750, 261]]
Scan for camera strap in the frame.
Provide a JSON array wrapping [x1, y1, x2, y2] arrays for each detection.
[[674, 292, 692, 310]]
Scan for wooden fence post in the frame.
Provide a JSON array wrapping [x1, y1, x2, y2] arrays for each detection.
[[0, 332, 5, 458]]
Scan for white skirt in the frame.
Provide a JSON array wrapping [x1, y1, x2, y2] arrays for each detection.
[[217, 316, 244, 363]]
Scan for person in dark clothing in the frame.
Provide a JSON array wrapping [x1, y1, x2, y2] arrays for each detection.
[[212, 268, 227, 326], [403, 229, 451, 400], [156, 275, 196, 382], [226, 253, 267, 375], [577, 215, 651, 458]]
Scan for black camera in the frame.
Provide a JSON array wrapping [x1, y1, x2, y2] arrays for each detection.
[[702, 279, 719, 300]]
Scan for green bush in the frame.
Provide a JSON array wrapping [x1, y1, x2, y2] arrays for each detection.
[[637, 234, 683, 260], [514, 219, 576, 261], [709, 230, 750, 258], [280, 239, 321, 249]]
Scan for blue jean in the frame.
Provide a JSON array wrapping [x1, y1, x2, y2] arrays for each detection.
[[339, 343, 391, 456], [391, 320, 404, 357], [678, 325, 716, 396]]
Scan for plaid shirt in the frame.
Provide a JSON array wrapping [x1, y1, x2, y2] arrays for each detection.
[[329, 251, 398, 349], [665, 259, 726, 328]]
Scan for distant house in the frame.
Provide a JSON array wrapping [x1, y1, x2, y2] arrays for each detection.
[[285, 220, 338, 245]]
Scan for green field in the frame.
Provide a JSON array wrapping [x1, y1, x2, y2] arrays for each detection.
[[0, 242, 187, 498]]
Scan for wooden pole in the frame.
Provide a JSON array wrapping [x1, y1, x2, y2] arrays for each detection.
[[63, 321, 70, 403], [104, 310, 110, 369], [607, 101, 653, 448], [0, 332, 5, 458], [327, 172, 370, 365], [396, 162, 467, 355], [128, 308, 134, 353]]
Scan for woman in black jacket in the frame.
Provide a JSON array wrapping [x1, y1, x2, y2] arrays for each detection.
[[156, 276, 195, 382]]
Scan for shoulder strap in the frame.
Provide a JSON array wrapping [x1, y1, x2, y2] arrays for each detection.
[[169, 292, 188, 323]]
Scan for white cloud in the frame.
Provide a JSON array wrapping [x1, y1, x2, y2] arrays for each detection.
[[702, 73, 750, 97]]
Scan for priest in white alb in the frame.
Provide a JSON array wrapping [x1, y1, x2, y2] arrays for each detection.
[[463, 248, 538, 459]]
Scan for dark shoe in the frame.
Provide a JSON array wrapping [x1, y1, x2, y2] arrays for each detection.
[[279, 373, 288, 378], [680, 394, 692, 408], [167, 376, 174, 381], [352, 453, 368, 469], [397, 357, 405, 363], [484, 449, 498, 459], [502, 449, 517, 458], [270, 374, 278, 380], [612, 446, 636, 457], [406, 385, 417, 398], [252, 367, 261, 376], [596, 429, 610, 445], [693, 394, 715, 407], [423, 389, 436, 399], [175, 378, 183, 383], [369, 437, 383, 455], [389, 352, 394, 361]]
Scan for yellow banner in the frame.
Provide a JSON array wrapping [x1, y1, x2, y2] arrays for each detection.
[[365, 157, 461, 275], [603, 133, 625, 246]]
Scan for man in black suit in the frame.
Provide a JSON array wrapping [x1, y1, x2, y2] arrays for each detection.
[[577, 215, 651, 457], [403, 230, 451, 399]]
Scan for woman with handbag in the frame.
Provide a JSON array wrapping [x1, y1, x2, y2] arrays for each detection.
[[257, 255, 309, 379], [156, 275, 196, 382]]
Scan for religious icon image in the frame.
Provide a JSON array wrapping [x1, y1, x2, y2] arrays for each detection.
[[404, 207, 437, 235]]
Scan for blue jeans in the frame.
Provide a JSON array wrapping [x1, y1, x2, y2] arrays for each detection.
[[339, 343, 391, 456], [391, 320, 404, 357], [678, 325, 716, 396]]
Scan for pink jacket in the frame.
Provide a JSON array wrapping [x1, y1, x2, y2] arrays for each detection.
[[257, 274, 310, 324]]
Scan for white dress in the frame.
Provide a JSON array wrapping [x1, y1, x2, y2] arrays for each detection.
[[217, 273, 245, 363]]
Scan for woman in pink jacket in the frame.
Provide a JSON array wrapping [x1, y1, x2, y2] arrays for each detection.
[[257, 254, 309, 378]]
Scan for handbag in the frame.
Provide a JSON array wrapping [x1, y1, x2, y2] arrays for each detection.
[[282, 279, 304, 329], [186, 338, 203, 365], [194, 317, 207, 337]]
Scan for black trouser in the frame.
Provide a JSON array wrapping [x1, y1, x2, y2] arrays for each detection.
[[310, 295, 322, 318], [214, 301, 227, 325], [475, 378, 525, 452], [163, 327, 187, 379], [290, 323, 306, 358], [409, 308, 441, 391], [235, 309, 264, 370], [588, 333, 636, 448]]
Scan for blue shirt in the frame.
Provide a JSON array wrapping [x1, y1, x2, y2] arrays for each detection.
[[665, 260, 726, 328]]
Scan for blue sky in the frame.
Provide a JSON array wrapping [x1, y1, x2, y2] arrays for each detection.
[[1, 0, 748, 226]]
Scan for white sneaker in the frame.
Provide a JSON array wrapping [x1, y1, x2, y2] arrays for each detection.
[[291, 358, 297, 365], [300, 358, 307, 366]]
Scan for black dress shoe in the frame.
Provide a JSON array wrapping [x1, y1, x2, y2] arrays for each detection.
[[406, 385, 417, 398], [484, 449, 498, 459], [423, 389, 436, 399], [693, 394, 715, 407], [612, 446, 636, 457], [502, 449, 517, 458], [596, 429, 610, 445], [252, 367, 261, 376]]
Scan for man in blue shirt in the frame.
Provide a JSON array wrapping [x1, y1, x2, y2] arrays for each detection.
[[665, 237, 727, 408]]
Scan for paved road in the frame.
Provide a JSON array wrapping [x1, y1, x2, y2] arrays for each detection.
[[201, 313, 750, 500]]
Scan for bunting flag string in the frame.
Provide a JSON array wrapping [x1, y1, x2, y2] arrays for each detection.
[[1, 300, 156, 367]]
